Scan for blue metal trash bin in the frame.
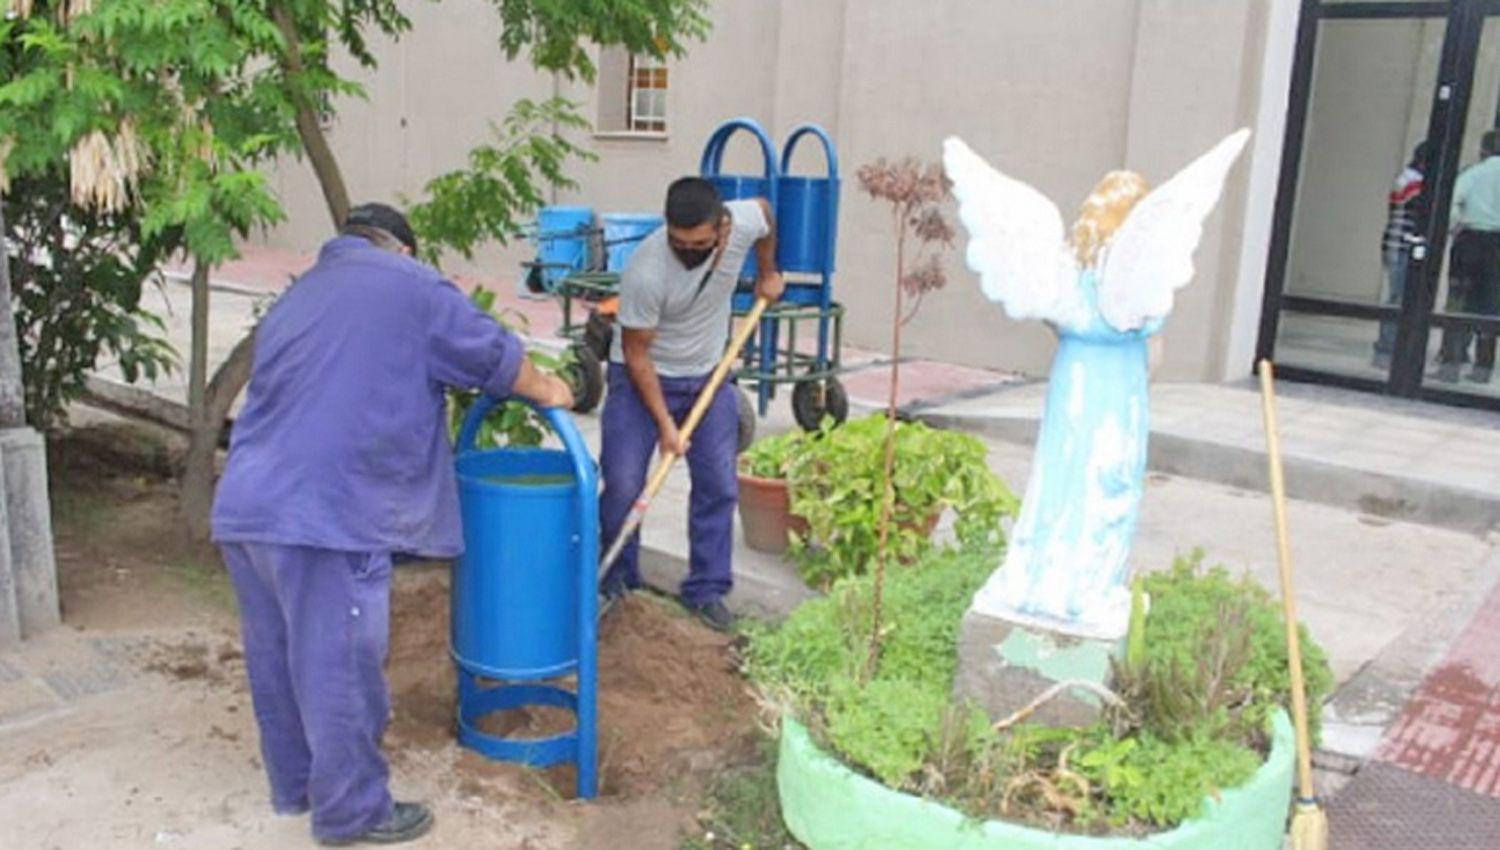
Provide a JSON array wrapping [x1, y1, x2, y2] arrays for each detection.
[[451, 398, 598, 799]]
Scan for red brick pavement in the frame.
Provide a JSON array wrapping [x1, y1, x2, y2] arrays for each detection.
[[1379, 576, 1500, 798], [182, 245, 1021, 409]]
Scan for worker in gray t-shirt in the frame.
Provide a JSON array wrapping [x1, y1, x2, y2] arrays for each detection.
[[600, 178, 784, 631]]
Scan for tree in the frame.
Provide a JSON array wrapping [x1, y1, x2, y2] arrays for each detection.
[[4, 0, 712, 537], [178, 0, 711, 538], [1, 0, 326, 540], [1, 0, 307, 427]]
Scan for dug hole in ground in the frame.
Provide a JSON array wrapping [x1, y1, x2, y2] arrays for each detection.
[[0, 417, 762, 849]]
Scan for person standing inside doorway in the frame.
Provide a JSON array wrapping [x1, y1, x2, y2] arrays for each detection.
[[599, 178, 783, 632], [1439, 130, 1500, 384], [1374, 141, 1430, 370]]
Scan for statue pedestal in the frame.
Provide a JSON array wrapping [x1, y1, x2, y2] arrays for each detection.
[[954, 603, 1125, 728]]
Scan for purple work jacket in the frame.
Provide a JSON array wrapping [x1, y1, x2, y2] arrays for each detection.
[[211, 236, 525, 557]]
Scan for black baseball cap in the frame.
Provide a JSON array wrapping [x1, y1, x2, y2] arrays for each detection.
[[344, 202, 418, 255]]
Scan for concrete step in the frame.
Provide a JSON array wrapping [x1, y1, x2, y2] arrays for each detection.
[[854, 378, 1500, 537]]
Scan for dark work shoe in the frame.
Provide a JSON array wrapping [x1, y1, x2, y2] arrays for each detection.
[[1467, 366, 1493, 384], [684, 599, 737, 633], [318, 802, 434, 846], [1435, 362, 1462, 383]]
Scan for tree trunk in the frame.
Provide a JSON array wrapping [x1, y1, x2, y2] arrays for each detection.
[[272, 3, 351, 228], [179, 7, 353, 539], [182, 330, 255, 541], [187, 261, 210, 416], [0, 202, 27, 428]]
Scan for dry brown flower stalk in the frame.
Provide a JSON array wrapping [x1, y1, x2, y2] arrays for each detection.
[[58, 0, 92, 25], [0, 137, 13, 195], [69, 121, 147, 213], [855, 155, 956, 680]]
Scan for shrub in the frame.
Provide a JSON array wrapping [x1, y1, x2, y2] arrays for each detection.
[[747, 548, 1334, 833], [741, 415, 1017, 587]]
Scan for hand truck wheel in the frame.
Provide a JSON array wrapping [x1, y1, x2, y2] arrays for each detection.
[[564, 343, 605, 414], [735, 385, 757, 453], [792, 377, 848, 431]]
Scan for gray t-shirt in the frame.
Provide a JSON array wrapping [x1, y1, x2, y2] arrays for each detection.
[[610, 199, 771, 377]]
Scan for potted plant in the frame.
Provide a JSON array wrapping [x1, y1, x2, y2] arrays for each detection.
[[737, 430, 808, 554], [736, 417, 1015, 581]]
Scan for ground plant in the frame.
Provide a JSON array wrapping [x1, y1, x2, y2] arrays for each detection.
[[745, 550, 1334, 835]]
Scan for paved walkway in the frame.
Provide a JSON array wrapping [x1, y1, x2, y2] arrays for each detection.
[[108, 244, 1500, 844]]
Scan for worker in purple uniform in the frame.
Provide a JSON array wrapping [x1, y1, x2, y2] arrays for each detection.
[[211, 203, 573, 846], [599, 178, 783, 632]]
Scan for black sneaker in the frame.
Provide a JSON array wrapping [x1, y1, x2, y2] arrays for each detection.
[[319, 802, 434, 846], [684, 599, 737, 633], [1467, 366, 1493, 384]]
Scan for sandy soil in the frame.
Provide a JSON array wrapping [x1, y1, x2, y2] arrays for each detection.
[[0, 423, 761, 849]]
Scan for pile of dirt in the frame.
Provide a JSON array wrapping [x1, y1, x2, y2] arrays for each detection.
[[385, 565, 761, 802]]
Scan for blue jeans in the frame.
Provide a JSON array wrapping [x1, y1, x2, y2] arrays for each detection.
[[1375, 246, 1410, 357], [220, 543, 394, 842], [599, 364, 739, 604]]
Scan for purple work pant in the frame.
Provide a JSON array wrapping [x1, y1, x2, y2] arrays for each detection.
[[220, 542, 394, 842], [599, 364, 738, 605]]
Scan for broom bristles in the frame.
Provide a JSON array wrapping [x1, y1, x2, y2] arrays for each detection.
[[1290, 799, 1328, 850]]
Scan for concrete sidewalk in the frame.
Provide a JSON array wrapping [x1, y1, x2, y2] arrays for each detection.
[[98, 246, 1500, 842]]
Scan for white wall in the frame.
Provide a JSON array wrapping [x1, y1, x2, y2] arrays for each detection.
[[257, 0, 1286, 381]]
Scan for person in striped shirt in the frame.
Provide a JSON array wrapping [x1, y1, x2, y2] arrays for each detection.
[[1374, 141, 1429, 370]]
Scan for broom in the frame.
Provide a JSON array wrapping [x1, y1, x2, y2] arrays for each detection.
[[597, 297, 770, 582], [1257, 359, 1329, 850]]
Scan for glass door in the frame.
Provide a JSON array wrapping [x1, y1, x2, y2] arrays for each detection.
[[1262, 0, 1500, 408], [1420, 6, 1500, 403]]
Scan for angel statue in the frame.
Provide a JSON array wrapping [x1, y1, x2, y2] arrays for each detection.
[[943, 129, 1249, 641]]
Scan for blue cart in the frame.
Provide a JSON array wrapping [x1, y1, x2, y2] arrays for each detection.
[[519, 117, 850, 436], [702, 117, 849, 431]]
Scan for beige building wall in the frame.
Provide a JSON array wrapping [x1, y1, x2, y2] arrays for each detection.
[[259, 0, 1292, 382]]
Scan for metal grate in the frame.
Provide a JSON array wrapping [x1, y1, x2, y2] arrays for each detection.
[[1328, 762, 1500, 849]]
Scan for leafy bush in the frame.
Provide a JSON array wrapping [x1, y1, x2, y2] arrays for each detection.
[[446, 286, 568, 449], [1122, 550, 1334, 746], [746, 548, 1334, 834], [742, 414, 1017, 587], [738, 429, 805, 479]]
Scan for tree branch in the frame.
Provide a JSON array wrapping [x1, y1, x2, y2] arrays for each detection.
[[272, 4, 350, 228]]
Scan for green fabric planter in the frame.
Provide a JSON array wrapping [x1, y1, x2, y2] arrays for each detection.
[[777, 710, 1294, 850]]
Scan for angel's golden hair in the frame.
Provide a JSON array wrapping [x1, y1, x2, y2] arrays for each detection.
[[1072, 171, 1150, 267]]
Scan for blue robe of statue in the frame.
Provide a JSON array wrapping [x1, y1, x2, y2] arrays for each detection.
[[973, 271, 1161, 639]]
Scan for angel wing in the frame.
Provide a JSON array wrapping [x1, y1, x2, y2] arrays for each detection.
[[1096, 129, 1251, 333], [943, 137, 1084, 326]]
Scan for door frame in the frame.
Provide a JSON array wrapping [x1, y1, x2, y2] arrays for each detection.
[[1257, 0, 1500, 410]]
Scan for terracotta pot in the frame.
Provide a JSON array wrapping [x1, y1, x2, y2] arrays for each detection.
[[737, 472, 807, 554], [738, 470, 942, 557]]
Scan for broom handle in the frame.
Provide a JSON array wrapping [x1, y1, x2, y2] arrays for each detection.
[[1257, 359, 1318, 802], [598, 297, 770, 579]]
